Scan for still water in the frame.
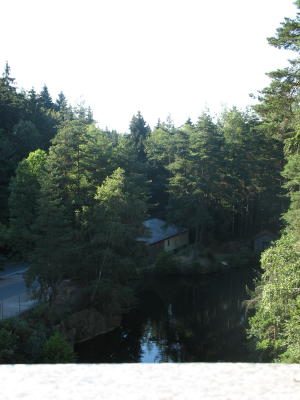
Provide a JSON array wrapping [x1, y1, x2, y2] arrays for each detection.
[[76, 268, 257, 363]]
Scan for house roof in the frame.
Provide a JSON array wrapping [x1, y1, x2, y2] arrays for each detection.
[[137, 218, 185, 245]]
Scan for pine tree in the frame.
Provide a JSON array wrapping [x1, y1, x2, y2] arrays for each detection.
[[38, 85, 54, 110], [2, 62, 16, 88], [129, 111, 150, 162]]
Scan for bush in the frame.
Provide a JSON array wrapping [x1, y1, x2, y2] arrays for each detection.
[[0, 313, 66, 364], [43, 332, 76, 363], [0, 318, 45, 363], [154, 251, 180, 275], [0, 327, 18, 363], [247, 232, 300, 362]]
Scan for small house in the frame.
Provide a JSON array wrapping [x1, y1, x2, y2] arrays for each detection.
[[137, 218, 189, 257], [253, 230, 277, 252]]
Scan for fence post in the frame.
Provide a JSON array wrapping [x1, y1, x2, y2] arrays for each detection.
[[19, 296, 21, 313], [1, 301, 3, 320]]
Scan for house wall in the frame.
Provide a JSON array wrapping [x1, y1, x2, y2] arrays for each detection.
[[163, 231, 189, 252], [148, 241, 165, 258]]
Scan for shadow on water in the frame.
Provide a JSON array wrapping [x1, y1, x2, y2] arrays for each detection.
[[75, 267, 258, 363]]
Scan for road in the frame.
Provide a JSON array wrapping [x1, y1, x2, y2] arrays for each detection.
[[0, 277, 27, 300], [0, 262, 30, 278], [0, 263, 36, 319]]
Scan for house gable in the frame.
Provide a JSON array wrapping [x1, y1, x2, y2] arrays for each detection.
[[137, 218, 189, 252]]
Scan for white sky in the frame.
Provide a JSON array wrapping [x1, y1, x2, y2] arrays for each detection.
[[1, 0, 298, 132]]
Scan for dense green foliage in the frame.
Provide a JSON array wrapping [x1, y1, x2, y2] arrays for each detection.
[[0, 65, 77, 227], [24, 121, 148, 306], [247, 1, 300, 362], [146, 110, 284, 242], [0, 318, 45, 363], [0, 65, 284, 263], [43, 332, 76, 363], [0, 305, 75, 363]]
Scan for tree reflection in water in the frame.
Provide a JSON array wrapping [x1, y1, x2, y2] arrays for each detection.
[[76, 268, 257, 363]]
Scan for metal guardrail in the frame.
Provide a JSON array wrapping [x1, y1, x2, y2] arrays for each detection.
[[0, 293, 36, 319]]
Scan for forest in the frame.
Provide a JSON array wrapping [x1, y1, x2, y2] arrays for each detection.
[[1, 2, 300, 363]]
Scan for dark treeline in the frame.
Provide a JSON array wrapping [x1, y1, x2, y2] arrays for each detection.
[[146, 110, 285, 244], [1, 1, 300, 363], [0, 63, 93, 224], [0, 68, 285, 266]]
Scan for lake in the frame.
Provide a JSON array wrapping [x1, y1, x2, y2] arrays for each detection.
[[75, 267, 258, 363]]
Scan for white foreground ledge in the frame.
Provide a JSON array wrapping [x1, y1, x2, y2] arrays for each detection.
[[1, 363, 300, 400]]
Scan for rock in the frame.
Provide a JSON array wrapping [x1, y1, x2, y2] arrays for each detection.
[[53, 280, 122, 343], [54, 280, 80, 308], [59, 308, 122, 344]]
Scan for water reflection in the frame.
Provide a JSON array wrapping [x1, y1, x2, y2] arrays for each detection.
[[76, 268, 256, 363]]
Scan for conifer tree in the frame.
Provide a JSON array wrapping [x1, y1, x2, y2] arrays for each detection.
[[38, 85, 54, 110], [129, 111, 150, 162]]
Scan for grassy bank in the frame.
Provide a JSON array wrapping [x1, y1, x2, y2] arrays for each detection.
[[141, 243, 259, 277]]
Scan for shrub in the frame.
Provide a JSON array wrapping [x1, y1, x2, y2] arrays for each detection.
[[43, 332, 76, 363]]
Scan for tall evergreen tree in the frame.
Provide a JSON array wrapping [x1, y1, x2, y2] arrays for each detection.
[[2, 62, 16, 88], [129, 111, 150, 162], [38, 85, 54, 110], [27, 120, 91, 302], [167, 112, 223, 245], [248, 1, 300, 363]]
